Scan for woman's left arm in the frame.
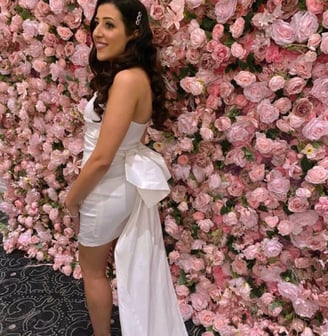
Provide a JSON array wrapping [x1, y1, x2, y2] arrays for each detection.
[[65, 70, 140, 216]]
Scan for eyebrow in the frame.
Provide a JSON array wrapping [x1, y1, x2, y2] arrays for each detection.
[[95, 16, 116, 21]]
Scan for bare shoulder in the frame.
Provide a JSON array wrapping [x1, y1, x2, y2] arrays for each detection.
[[113, 68, 149, 87]]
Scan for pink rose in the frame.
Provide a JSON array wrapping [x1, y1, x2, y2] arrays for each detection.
[[320, 32, 328, 54], [180, 76, 204, 95], [289, 210, 319, 234], [230, 42, 246, 59], [229, 17, 245, 39], [214, 0, 237, 24], [234, 70, 256, 88], [306, 0, 323, 14], [307, 33, 321, 50], [210, 42, 230, 64], [197, 310, 215, 327], [291, 11, 319, 43], [267, 176, 290, 196], [288, 196, 309, 212], [255, 133, 274, 154], [185, 0, 203, 9], [284, 77, 306, 95], [198, 219, 214, 233], [190, 292, 208, 311], [310, 78, 328, 105], [270, 20, 296, 46], [305, 166, 328, 184], [262, 238, 283, 257], [212, 24, 224, 41], [189, 27, 207, 49], [150, 4, 165, 20], [277, 220, 294, 236], [178, 112, 199, 135], [274, 97, 292, 114], [192, 192, 211, 212], [302, 117, 328, 140], [243, 82, 272, 102], [269, 75, 286, 91], [64, 8, 83, 30], [49, 0, 64, 14], [256, 99, 280, 124], [322, 10, 328, 28], [249, 164, 265, 182], [179, 304, 193, 321], [70, 44, 90, 66]]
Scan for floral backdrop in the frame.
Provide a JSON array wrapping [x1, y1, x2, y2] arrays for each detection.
[[1, 0, 328, 334]]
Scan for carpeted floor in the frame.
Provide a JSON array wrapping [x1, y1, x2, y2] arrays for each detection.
[[0, 213, 204, 336]]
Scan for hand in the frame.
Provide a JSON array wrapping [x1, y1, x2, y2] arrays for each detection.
[[64, 198, 80, 234]]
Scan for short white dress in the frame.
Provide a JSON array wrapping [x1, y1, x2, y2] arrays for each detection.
[[78, 95, 147, 246], [78, 94, 188, 336]]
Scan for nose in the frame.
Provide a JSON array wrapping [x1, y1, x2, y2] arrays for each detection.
[[93, 23, 103, 38]]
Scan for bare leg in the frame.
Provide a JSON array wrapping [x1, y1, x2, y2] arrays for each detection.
[[79, 242, 113, 336]]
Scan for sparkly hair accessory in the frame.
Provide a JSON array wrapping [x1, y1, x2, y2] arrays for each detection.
[[135, 11, 142, 26]]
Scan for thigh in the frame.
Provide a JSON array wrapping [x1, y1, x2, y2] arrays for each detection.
[[78, 242, 112, 278]]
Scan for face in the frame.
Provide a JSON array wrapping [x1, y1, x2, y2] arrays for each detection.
[[92, 3, 133, 61]]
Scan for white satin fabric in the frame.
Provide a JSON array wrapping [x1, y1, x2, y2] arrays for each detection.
[[115, 144, 188, 336], [80, 96, 188, 335]]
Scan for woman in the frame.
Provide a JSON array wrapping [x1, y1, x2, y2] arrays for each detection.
[[65, 0, 188, 335]]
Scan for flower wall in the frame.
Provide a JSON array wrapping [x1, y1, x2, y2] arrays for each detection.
[[1, 0, 328, 334]]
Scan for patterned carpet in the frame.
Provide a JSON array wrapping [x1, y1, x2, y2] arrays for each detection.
[[0, 213, 204, 336]]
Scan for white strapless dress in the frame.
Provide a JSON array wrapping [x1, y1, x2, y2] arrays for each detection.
[[78, 95, 188, 336]]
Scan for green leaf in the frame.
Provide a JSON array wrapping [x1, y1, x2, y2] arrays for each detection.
[[300, 156, 315, 175], [266, 128, 280, 139], [200, 16, 216, 32], [242, 147, 254, 161], [220, 139, 232, 154], [280, 269, 299, 284]]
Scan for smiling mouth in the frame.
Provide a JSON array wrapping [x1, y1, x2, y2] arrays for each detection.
[[95, 43, 108, 49]]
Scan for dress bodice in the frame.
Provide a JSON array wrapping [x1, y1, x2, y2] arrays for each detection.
[[82, 94, 148, 172]]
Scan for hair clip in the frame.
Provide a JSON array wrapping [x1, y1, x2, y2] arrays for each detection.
[[135, 11, 142, 26]]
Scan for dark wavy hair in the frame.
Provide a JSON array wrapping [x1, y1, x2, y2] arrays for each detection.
[[89, 0, 168, 130]]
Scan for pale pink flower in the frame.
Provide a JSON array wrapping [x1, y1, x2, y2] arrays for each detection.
[[306, 0, 323, 14], [234, 70, 256, 88], [309, 78, 328, 105], [255, 133, 274, 154], [180, 76, 204, 95], [214, 0, 237, 24], [49, 0, 64, 15], [320, 32, 328, 54], [230, 42, 246, 59], [198, 219, 214, 233], [278, 219, 294, 236], [243, 82, 272, 102], [262, 238, 283, 257], [229, 17, 245, 39], [305, 166, 328, 184], [302, 117, 328, 140], [256, 99, 280, 124], [70, 44, 90, 66], [189, 24, 207, 49], [270, 20, 296, 46], [291, 11, 319, 43], [190, 292, 208, 311], [284, 77, 306, 95], [212, 24, 224, 41], [56, 26, 73, 41], [268, 75, 285, 91], [307, 33, 321, 50], [197, 310, 215, 327], [179, 303, 193, 321]]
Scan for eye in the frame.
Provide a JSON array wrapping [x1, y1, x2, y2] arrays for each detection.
[[104, 22, 115, 29]]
